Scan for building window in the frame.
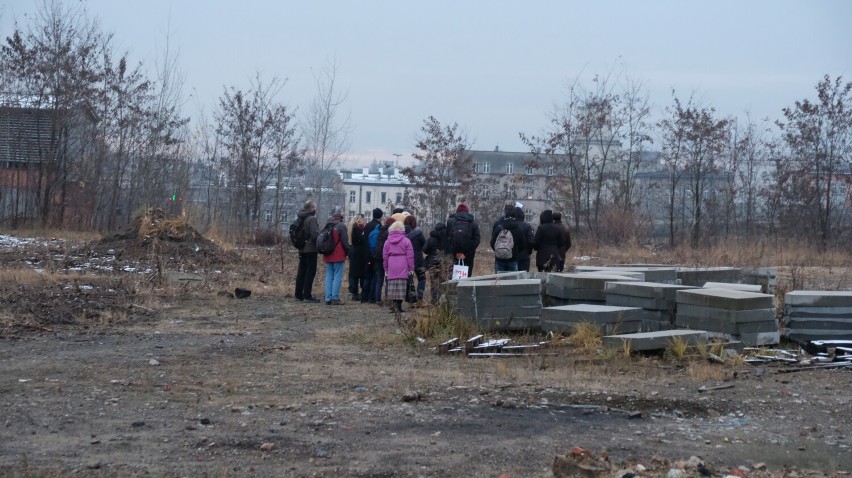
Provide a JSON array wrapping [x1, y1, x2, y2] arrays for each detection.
[[265, 211, 272, 223], [547, 165, 554, 176], [396, 192, 402, 203], [506, 163, 514, 174], [483, 162, 490, 173], [381, 192, 387, 204], [349, 190, 356, 203], [366, 191, 372, 203], [526, 188, 534, 199], [482, 186, 490, 198], [526, 166, 533, 175], [473, 162, 479, 173]]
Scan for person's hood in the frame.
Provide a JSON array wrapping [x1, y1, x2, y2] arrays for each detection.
[[430, 223, 447, 238], [386, 229, 408, 245], [452, 211, 475, 222], [502, 217, 519, 230], [539, 210, 553, 224], [298, 208, 314, 219], [327, 214, 343, 224], [515, 207, 525, 221]]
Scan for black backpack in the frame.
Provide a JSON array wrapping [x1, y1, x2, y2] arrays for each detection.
[[316, 223, 337, 255], [450, 218, 474, 254], [289, 216, 308, 249]]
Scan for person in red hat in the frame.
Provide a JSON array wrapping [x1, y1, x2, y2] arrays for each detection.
[[444, 203, 481, 277]]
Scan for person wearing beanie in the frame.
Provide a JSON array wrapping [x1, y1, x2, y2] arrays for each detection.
[[383, 220, 414, 314], [533, 209, 565, 272], [404, 214, 427, 304], [445, 203, 481, 276], [369, 217, 395, 306], [552, 212, 572, 272], [490, 204, 527, 273], [361, 208, 384, 303]]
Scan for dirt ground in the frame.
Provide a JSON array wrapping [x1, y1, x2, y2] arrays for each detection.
[[0, 230, 851, 478]]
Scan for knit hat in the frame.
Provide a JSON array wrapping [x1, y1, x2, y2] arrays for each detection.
[[456, 203, 469, 213], [384, 217, 395, 227], [372, 208, 383, 219]]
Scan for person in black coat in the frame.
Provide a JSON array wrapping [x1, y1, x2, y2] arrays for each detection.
[[490, 204, 527, 273], [361, 208, 383, 303], [445, 203, 481, 276], [423, 222, 449, 304], [404, 215, 427, 302], [534, 209, 565, 272], [515, 207, 535, 272], [347, 214, 369, 300], [552, 211, 572, 272]]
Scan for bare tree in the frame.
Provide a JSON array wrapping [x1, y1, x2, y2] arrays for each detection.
[[402, 116, 474, 227], [215, 74, 299, 235], [302, 57, 350, 215], [777, 75, 852, 247], [0, 0, 106, 227]]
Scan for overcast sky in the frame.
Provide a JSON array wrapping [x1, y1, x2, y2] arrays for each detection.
[[2, 0, 851, 166]]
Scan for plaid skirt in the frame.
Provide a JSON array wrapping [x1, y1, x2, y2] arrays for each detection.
[[385, 278, 407, 300]]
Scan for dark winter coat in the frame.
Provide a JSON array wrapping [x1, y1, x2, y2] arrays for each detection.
[[445, 211, 481, 259], [553, 218, 572, 260], [297, 208, 320, 254], [514, 208, 535, 265], [349, 224, 369, 275], [363, 218, 382, 265], [534, 210, 565, 271], [405, 225, 426, 270], [490, 217, 527, 263], [423, 223, 449, 268]]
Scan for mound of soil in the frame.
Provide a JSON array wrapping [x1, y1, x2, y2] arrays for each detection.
[[97, 208, 235, 267]]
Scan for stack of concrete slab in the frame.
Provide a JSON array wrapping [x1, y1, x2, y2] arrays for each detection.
[[605, 281, 698, 330], [442, 271, 533, 308], [542, 304, 646, 335], [742, 267, 778, 294], [677, 267, 742, 286], [545, 272, 640, 306], [675, 288, 778, 346], [575, 265, 679, 284], [783, 291, 852, 344], [455, 279, 542, 331]]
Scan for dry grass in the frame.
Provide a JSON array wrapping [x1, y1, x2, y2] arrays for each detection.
[[0, 227, 101, 242], [666, 335, 691, 361], [568, 322, 603, 352], [410, 302, 479, 341]]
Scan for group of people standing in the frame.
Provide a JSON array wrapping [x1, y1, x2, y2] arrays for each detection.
[[292, 200, 571, 312]]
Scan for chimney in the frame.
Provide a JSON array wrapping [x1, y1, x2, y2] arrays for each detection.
[[494, 145, 499, 152]]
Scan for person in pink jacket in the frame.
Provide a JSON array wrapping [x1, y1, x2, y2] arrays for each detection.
[[383, 221, 414, 314]]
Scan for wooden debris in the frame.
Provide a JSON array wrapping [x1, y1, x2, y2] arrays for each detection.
[[437, 338, 459, 355], [698, 384, 735, 392]]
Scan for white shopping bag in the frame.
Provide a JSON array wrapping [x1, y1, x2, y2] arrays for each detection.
[[451, 259, 469, 280]]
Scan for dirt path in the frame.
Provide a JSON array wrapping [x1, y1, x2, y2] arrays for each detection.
[[1, 295, 850, 477]]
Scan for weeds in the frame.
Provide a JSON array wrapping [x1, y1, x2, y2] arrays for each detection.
[[666, 335, 691, 361], [411, 302, 478, 340], [569, 322, 603, 352]]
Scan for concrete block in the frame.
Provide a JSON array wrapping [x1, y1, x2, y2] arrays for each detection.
[[459, 271, 527, 282], [737, 331, 780, 346], [785, 330, 852, 343], [546, 285, 607, 301], [736, 320, 780, 335], [676, 288, 775, 310], [785, 291, 852, 308], [576, 270, 646, 281], [576, 266, 679, 283], [456, 279, 542, 297], [542, 304, 643, 323], [605, 281, 698, 299], [606, 292, 676, 311], [784, 306, 852, 318], [602, 329, 708, 351], [702, 282, 763, 292], [457, 301, 542, 321], [548, 272, 641, 289], [475, 316, 541, 331], [782, 317, 852, 331], [677, 267, 742, 286], [676, 304, 776, 323]]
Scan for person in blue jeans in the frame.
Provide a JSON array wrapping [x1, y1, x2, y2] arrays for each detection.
[[322, 206, 350, 305]]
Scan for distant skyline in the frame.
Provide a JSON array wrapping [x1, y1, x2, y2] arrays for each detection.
[[2, 0, 851, 166]]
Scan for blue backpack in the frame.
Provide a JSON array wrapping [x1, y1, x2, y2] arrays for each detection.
[[368, 226, 380, 253]]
